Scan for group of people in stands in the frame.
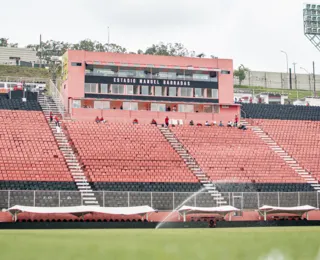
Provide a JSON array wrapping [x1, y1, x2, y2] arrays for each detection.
[[135, 116, 170, 127], [50, 112, 60, 127], [189, 115, 246, 130], [94, 114, 246, 130], [95, 116, 106, 123]]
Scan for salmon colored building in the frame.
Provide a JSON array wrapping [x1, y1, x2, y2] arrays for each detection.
[[61, 50, 239, 124]]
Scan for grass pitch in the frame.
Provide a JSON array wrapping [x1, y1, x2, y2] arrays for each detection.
[[0, 227, 319, 260]]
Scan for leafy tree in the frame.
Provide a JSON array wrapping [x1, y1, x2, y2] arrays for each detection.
[[0, 38, 18, 47], [144, 42, 194, 57], [0, 38, 8, 47], [234, 65, 249, 86], [104, 43, 127, 53], [72, 39, 95, 52]]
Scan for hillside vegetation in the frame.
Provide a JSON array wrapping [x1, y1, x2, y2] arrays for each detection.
[[0, 65, 49, 79]]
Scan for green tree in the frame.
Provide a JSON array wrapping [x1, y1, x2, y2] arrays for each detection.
[[72, 39, 95, 51], [0, 38, 8, 47], [234, 65, 249, 86], [104, 43, 127, 53], [144, 42, 194, 57], [0, 38, 18, 47]]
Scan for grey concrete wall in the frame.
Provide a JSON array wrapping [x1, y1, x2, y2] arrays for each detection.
[[234, 70, 320, 92]]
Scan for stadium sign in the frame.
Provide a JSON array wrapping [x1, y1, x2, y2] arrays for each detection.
[[112, 77, 191, 86], [85, 76, 218, 89]]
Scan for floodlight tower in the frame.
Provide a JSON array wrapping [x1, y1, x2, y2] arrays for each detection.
[[303, 3, 318, 97], [303, 3, 320, 51]]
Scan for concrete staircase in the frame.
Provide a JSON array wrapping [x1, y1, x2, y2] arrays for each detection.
[[242, 119, 320, 192], [159, 126, 227, 206], [38, 93, 99, 205]]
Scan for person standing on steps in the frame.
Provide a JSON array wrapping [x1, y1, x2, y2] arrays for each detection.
[[234, 114, 239, 127], [55, 115, 60, 127], [165, 116, 169, 127], [49, 111, 53, 123]]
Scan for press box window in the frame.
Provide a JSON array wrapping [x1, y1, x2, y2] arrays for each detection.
[[123, 102, 138, 110], [180, 87, 192, 97], [207, 89, 219, 99], [155, 86, 165, 96], [127, 85, 139, 95], [85, 83, 97, 93], [194, 88, 204, 98], [72, 100, 81, 108], [221, 70, 231, 74], [168, 87, 177, 97], [151, 103, 166, 112], [94, 101, 110, 110], [71, 62, 82, 66], [111, 85, 124, 94], [99, 84, 109, 94], [178, 104, 194, 113], [141, 86, 151, 95]]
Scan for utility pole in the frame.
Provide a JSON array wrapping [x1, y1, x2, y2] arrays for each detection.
[[293, 62, 298, 99], [313, 61, 316, 97], [108, 27, 110, 45], [280, 50, 289, 94], [39, 34, 42, 68]]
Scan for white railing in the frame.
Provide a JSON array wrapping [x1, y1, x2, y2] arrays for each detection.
[[48, 79, 65, 117], [0, 190, 318, 210]]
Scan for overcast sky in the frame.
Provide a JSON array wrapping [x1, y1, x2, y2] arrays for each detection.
[[2, 0, 319, 73]]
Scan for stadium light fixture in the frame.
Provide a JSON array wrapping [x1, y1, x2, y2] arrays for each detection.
[[303, 3, 320, 51]]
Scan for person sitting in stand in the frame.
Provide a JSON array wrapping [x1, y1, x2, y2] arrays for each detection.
[[238, 123, 247, 130], [213, 121, 217, 126], [95, 116, 100, 123], [151, 119, 157, 125], [227, 121, 233, 127], [205, 121, 210, 126], [165, 116, 169, 127], [219, 121, 224, 127], [197, 123, 202, 126], [100, 117, 105, 123], [133, 118, 138, 124], [189, 120, 194, 126]]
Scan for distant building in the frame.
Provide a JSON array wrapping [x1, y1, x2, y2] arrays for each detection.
[[0, 47, 38, 66]]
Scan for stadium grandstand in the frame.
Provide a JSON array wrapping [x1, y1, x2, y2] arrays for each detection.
[[0, 50, 320, 223]]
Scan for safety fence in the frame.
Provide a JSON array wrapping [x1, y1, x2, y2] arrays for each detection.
[[0, 191, 319, 210]]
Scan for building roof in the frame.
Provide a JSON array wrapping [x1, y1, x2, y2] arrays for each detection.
[[68, 50, 232, 70], [0, 47, 38, 64]]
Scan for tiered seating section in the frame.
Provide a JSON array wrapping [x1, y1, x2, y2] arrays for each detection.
[[242, 103, 320, 121], [171, 125, 313, 192], [0, 106, 75, 191], [64, 122, 201, 192], [0, 98, 41, 111], [255, 119, 320, 181]]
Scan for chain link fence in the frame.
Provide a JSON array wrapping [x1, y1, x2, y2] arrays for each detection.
[[0, 191, 319, 210]]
